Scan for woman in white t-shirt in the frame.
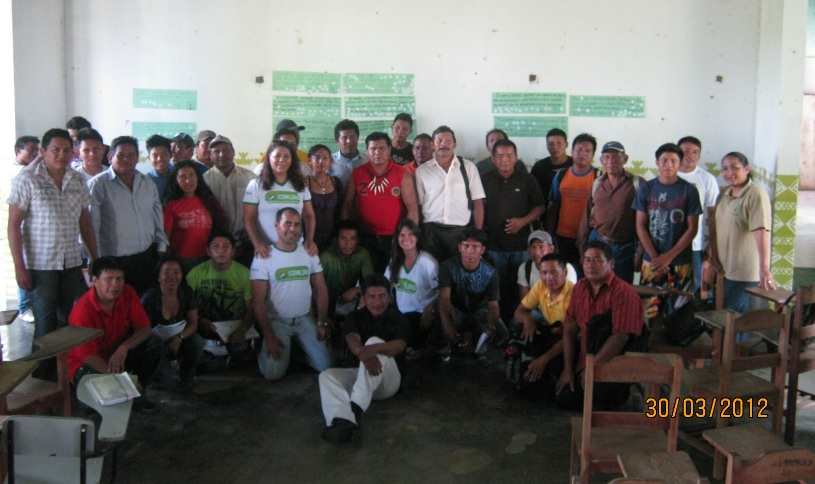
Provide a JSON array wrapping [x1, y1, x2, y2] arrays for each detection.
[[243, 140, 317, 258], [385, 218, 439, 348]]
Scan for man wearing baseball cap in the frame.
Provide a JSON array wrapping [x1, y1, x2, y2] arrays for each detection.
[[171, 133, 195, 164], [578, 141, 644, 283], [275, 119, 309, 164], [203, 134, 257, 266], [194, 130, 216, 169], [518, 230, 577, 305]]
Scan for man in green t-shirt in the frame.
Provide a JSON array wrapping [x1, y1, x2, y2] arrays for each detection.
[[319, 220, 374, 318], [187, 233, 254, 363]]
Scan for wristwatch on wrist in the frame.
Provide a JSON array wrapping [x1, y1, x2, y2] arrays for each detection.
[[318, 321, 330, 328]]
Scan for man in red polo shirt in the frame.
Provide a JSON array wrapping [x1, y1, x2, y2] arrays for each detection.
[[68, 257, 163, 412], [555, 239, 644, 410], [341, 131, 419, 273]]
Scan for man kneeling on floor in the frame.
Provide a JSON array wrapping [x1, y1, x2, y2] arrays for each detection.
[[68, 257, 163, 412], [319, 274, 411, 443]]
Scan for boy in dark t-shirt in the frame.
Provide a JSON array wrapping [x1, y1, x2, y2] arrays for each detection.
[[432, 229, 509, 354], [633, 143, 702, 316]]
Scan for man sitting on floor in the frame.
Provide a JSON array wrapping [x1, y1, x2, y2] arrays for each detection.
[[68, 257, 163, 412], [319, 274, 411, 443]]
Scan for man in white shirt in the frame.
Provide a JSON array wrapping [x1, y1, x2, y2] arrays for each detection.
[[677, 136, 720, 291], [414, 125, 485, 263], [250, 208, 333, 380]]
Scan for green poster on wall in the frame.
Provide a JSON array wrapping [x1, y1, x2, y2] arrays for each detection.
[[344, 96, 415, 118], [492, 92, 567, 114], [272, 96, 342, 119], [272, 71, 342, 94], [132, 122, 197, 147], [494, 116, 568, 137], [133, 89, 197, 110], [342, 74, 414, 95], [569, 95, 645, 118]]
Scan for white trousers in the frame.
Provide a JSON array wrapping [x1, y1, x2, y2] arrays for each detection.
[[319, 337, 401, 425]]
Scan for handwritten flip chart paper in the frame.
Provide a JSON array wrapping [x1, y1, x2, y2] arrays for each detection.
[[569, 95, 645, 118], [272, 96, 342, 119], [492, 93, 567, 114], [342, 74, 414, 95], [494, 116, 568, 137], [276, 117, 338, 148], [133, 89, 197, 110], [272, 71, 341, 94], [355, 120, 394, 137], [132, 122, 197, 144], [344, 96, 415, 118]]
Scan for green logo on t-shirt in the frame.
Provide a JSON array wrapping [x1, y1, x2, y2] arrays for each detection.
[[274, 266, 310, 281], [265, 191, 300, 204], [396, 278, 417, 294]]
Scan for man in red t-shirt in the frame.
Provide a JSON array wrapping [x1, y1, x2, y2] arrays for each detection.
[[341, 132, 419, 273], [68, 257, 163, 412]]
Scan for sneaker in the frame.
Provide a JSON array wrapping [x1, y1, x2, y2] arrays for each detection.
[[19, 309, 34, 324], [321, 418, 359, 443]]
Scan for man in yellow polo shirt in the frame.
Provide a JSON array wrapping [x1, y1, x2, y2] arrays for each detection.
[[510, 253, 574, 392]]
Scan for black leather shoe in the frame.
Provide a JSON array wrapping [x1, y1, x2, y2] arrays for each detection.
[[321, 418, 359, 443]]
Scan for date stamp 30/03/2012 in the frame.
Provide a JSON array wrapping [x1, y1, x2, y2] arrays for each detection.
[[644, 397, 769, 419]]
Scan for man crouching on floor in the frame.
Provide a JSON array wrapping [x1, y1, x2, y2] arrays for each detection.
[[319, 274, 411, 443]]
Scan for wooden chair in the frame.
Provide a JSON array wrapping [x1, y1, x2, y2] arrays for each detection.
[[570, 353, 683, 483], [703, 424, 815, 484], [784, 283, 815, 445], [6, 326, 102, 417], [617, 451, 708, 484], [681, 308, 789, 478]]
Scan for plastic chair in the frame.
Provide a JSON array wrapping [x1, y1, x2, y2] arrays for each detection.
[[2, 415, 112, 483], [570, 353, 683, 483]]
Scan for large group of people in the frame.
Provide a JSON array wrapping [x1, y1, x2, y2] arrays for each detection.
[[7, 112, 775, 441]]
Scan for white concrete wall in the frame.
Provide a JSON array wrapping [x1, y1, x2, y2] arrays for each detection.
[[12, 0, 67, 137], [13, 0, 768, 168]]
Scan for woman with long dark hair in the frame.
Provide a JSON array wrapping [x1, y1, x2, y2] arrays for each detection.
[[243, 140, 317, 258], [307, 144, 342, 252], [164, 160, 227, 273], [140, 256, 205, 392], [384, 218, 439, 348], [709, 151, 775, 313]]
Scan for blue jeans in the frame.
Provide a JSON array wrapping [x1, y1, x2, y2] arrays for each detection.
[[589, 230, 636, 284], [692, 250, 703, 292], [486, 250, 530, 323], [258, 313, 333, 381], [723, 278, 759, 314], [17, 286, 30, 314], [29, 266, 86, 340]]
